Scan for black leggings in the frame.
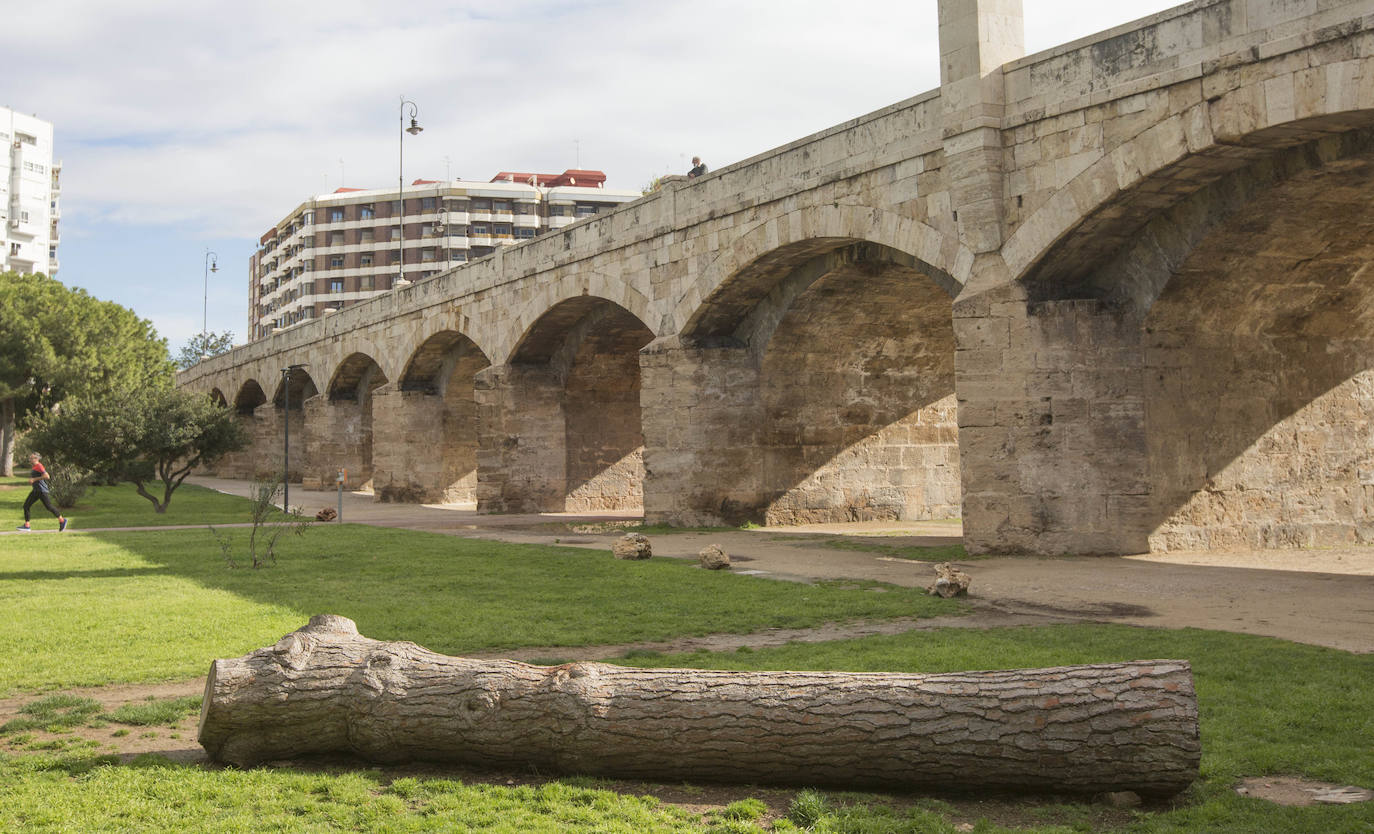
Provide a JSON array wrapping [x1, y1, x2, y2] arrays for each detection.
[[24, 488, 59, 521]]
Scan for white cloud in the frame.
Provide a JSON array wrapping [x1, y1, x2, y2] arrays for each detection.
[[8, 0, 1181, 333]]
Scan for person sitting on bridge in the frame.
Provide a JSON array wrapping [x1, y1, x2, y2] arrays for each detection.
[[687, 156, 708, 178]]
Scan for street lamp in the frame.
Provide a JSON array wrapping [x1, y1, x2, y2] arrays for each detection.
[[398, 96, 423, 289], [281, 363, 309, 513], [202, 249, 219, 349]]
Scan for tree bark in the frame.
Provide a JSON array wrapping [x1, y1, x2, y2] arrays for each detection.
[[1, 397, 14, 477], [198, 615, 1200, 796]]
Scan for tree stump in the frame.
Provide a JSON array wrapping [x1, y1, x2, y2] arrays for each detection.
[[198, 615, 1200, 796]]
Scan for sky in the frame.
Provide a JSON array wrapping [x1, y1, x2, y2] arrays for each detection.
[[3, 0, 1180, 355]]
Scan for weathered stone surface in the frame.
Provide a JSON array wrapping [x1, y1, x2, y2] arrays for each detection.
[[180, 1, 1374, 557], [612, 533, 652, 560], [927, 562, 972, 598], [697, 544, 730, 570]]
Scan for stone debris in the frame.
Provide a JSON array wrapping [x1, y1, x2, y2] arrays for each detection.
[[698, 544, 731, 570], [315, 507, 337, 522], [612, 533, 652, 560], [927, 562, 971, 598]]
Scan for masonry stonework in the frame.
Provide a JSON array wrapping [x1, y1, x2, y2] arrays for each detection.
[[181, 0, 1374, 557]]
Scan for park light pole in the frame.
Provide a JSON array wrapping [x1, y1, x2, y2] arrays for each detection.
[[397, 96, 423, 289], [281, 363, 308, 513], [202, 250, 219, 349]]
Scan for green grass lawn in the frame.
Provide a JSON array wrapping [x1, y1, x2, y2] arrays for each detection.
[[0, 524, 957, 694], [0, 477, 1370, 832], [1, 477, 266, 530]]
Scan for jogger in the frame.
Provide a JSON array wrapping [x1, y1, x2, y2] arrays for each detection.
[[18, 452, 66, 531]]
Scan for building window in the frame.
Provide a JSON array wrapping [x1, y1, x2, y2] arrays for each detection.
[[420, 222, 435, 237], [360, 228, 375, 244], [493, 200, 511, 213], [575, 204, 597, 217], [422, 248, 436, 262], [360, 275, 374, 291], [389, 200, 401, 213], [452, 251, 467, 262], [329, 208, 345, 222], [329, 230, 344, 246], [493, 223, 511, 237], [9, 243, 19, 256], [470, 224, 489, 236], [360, 204, 375, 219], [330, 256, 344, 269], [330, 279, 345, 293], [360, 253, 373, 267], [390, 250, 401, 264], [421, 197, 436, 211], [515, 228, 536, 239], [471, 198, 491, 211]]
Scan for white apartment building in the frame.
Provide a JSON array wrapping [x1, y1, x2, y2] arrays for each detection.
[[251, 169, 640, 340], [1, 107, 60, 276]]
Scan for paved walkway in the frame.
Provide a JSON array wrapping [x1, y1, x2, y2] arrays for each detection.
[[168, 476, 1374, 654]]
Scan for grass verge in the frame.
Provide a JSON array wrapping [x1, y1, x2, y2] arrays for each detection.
[[0, 479, 268, 530], [0, 524, 958, 694]]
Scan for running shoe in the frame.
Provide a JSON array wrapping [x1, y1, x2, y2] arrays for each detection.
[[16, 524, 31, 531], [59, 517, 68, 532]]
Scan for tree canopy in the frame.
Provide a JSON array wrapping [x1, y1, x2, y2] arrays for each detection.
[[176, 330, 235, 370], [0, 272, 172, 474], [26, 386, 247, 513]]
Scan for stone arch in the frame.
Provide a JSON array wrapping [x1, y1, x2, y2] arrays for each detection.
[[671, 205, 966, 339], [327, 352, 388, 401], [271, 368, 319, 408], [1006, 104, 1374, 553], [311, 352, 390, 485], [371, 331, 494, 503], [655, 235, 961, 526], [208, 388, 228, 408], [502, 271, 652, 367], [483, 295, 655, 513], [234, 380, 267, 415]]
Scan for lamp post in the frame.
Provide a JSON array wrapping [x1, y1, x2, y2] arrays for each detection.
[[202, 249, 218, 349], [281, 363, 308, 513], [398, 96, 423, 288]]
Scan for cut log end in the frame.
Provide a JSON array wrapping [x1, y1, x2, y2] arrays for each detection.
[[198, 616, 1200, 796]]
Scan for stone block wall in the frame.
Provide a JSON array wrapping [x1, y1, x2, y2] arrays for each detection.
[[759, 264, 960, 524], [641, 339, 765, 526], [475, 365, 568, 513], [564, 347, 645, 511], [302, 396, 370, 488], [956, 289, 1150, 554]]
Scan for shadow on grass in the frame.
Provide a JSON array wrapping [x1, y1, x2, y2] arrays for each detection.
[[76, 524, 960, 662]]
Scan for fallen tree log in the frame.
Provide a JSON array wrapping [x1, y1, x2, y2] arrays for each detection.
[[199, 615, 1200, 796]]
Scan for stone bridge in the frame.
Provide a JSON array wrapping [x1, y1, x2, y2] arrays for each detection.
[[180, 0, 1374, 555]]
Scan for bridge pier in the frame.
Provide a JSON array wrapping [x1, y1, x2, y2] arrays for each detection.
[[474, 364, 568, 513], [303, 395, 372, 491], [956, 282, 1150, 554], [640, 338, 766, 526]]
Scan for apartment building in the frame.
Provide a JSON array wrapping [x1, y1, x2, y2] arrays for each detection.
[[250, 169, 639, 340], [1, 107, 61, 276]]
